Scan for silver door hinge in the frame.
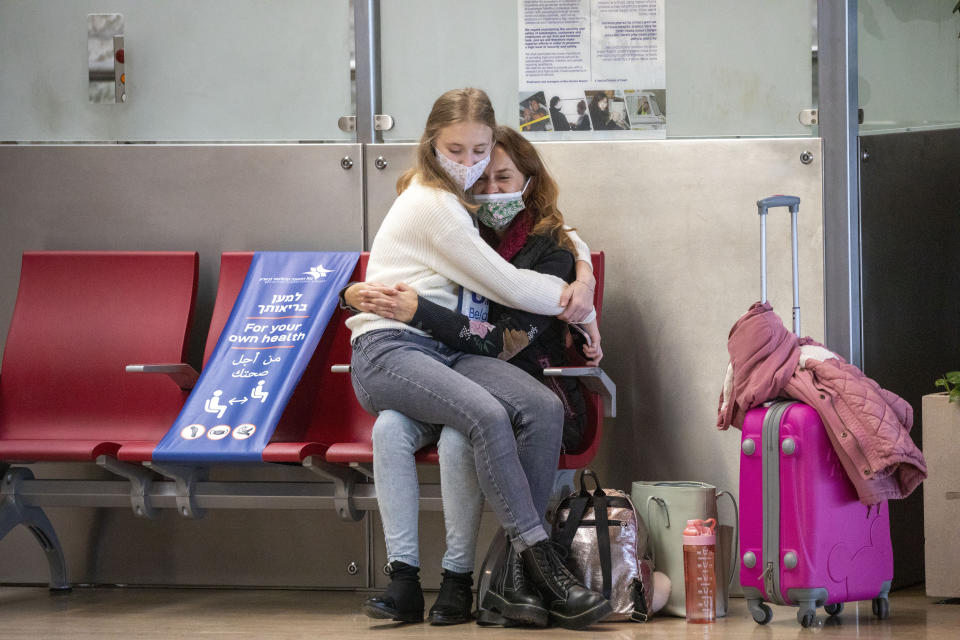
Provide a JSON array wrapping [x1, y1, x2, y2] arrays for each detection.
[[800, 108, 864, 126], [798, 109, 818, 126], [338, 115, 394, 133]]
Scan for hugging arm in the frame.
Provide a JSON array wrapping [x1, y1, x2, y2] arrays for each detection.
[[560, 228, 596, 322], [369, 246, 602, 365], [411, 248, 574, 361], [423, 200, 595, 321]]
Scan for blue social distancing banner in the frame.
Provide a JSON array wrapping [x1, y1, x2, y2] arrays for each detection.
[[153, 251, 359, 463]]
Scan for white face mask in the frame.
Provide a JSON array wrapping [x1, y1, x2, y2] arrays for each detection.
[[473, 178, 531, 231], [434, 146, 491, 191]]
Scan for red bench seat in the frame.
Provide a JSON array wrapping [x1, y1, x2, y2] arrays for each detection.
[[0, 252, 198, 463]]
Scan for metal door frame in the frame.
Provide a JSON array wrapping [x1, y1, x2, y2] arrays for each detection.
[[817, 0, 862, 367]]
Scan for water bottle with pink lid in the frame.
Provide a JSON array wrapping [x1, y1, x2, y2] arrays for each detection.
[[682, 518, 717, 623]]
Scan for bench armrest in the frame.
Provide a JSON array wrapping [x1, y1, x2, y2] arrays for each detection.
[[542, 367, 617, 418], [126, 363, 200, 390]]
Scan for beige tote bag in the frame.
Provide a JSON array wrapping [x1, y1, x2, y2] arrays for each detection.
[[630, 481, 737, 617]]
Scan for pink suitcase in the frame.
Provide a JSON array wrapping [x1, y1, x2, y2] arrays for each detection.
[[737, 197, 893, 627]]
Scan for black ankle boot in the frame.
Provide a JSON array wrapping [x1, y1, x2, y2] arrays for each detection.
[[427, 569, 473, 625], [481, 542, 548, 627], [520, 540, 612, 630], [362, 561, 424, 623]]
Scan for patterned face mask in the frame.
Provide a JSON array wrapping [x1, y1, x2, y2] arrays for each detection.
[[434, 146, 491, 191], [473, 178, 531, 231]]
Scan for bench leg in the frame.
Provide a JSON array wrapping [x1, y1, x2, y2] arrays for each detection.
[[1, 467, 71, 592], [96, 455, 159, 519], [144, 463, 208, 519], [302, 456, 364, 522]]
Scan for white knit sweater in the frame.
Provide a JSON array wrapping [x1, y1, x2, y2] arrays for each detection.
[[347, 178, 595, 342]]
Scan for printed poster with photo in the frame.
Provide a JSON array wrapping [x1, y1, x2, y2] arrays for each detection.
[[518, 0, 665, 139]]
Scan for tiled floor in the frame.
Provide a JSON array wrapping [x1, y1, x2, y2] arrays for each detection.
[[0, 585, 956, 639]]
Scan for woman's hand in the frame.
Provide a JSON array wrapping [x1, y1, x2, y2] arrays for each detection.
[[559, 260, 596, 323], [579, 319, 603, 366], [558, 280, 595, 323], [345, 282, 397, 317], [346, 281, 418, 322], [391, 282, 419, 323]]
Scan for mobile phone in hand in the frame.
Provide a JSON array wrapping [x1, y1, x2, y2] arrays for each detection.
[[569, 323, 592, 346]]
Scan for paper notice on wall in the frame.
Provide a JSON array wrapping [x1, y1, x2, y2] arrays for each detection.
[[519, 0, 665, 139]]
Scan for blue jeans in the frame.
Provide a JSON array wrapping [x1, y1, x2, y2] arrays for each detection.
[[373, 413, 575, 572], [352, 329, 563, 555], [371, 412, 482, 572]]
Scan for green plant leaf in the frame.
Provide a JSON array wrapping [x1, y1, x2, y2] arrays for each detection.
[[936, 378, 948, 390], [950, 387, 960, 404], [945, 371, 960, 385]]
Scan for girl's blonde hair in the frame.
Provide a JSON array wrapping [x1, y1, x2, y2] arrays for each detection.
[[397, 88, 497, 212], [492, 125, 575, 254]]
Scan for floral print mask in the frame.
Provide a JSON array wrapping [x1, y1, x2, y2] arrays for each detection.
[[473, 178, 531, 231], [434, 147, 491, 191]]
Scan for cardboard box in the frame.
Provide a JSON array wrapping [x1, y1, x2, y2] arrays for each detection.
[[923, 393, 960, 598]]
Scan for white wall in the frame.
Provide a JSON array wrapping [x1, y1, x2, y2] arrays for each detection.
[[0, 0, 353, 141], [379, 0, 815, 140]]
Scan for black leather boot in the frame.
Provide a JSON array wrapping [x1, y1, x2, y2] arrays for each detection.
[[521, 540, 612, 630], [481, 541, 549, 627], [427, 569, 474, 625], [361, 561, 424, 623]]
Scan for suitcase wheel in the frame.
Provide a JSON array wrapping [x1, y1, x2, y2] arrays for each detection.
[[824, 602, 843, 616], [748, 600, 773, 625], [797, 607, 816, 628], [872, 597, 890, 620]]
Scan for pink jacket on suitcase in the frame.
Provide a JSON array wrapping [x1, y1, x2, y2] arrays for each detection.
[[718, 301, 926, 505]]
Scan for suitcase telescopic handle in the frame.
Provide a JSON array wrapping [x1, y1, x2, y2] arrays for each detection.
[[757, 195, 801, 337]]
